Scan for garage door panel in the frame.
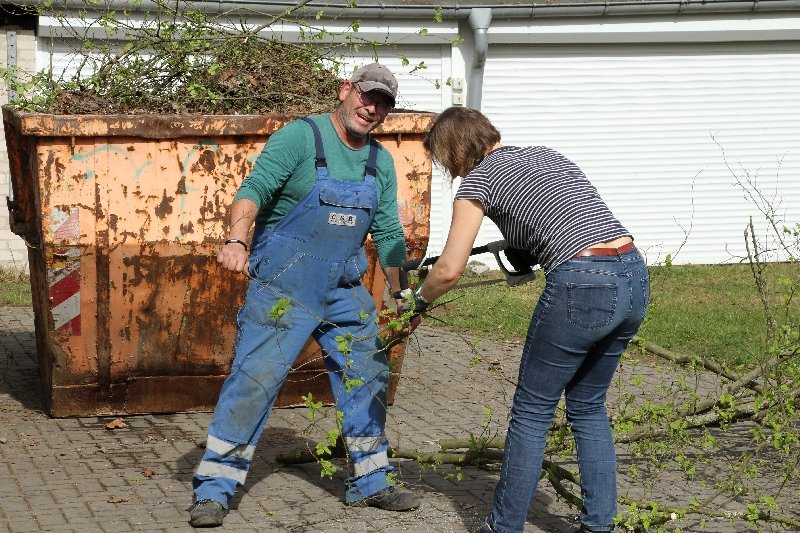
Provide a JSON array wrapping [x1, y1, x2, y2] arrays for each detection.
[[482, 42, 800, 265]]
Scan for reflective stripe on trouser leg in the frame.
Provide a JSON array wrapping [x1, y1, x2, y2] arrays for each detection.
[[316, 285, 392, 503], [193, 279, 318, 506], [347, 436, 390, 478], [194, 435, 253, 500]]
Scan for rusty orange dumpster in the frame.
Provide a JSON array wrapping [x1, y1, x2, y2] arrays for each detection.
[[3, 109, 433, 417]]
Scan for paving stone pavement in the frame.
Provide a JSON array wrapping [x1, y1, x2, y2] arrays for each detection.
[[0, 306, 796, 532]]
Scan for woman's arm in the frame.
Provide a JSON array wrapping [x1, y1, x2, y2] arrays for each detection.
[[417, 199, 485, 303]]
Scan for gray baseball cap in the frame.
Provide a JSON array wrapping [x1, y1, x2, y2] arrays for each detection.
[[350, 63, 398, 106]]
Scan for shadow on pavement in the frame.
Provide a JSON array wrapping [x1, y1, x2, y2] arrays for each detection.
[[1, 308, 583, 532], [0, 326, 49, 414]]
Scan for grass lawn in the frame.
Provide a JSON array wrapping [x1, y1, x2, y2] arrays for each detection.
[[1, 262, 796, 369], [0, 266, 31, 307], [421, 262, 798, 370]]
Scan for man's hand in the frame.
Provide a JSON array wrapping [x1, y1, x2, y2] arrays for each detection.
[[217, 242, 249, 273], [218, 199, 257, 273]]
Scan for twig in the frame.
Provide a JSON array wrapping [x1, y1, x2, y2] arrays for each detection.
[[618, 495, 800, 530], [633, 336, 758, 392]]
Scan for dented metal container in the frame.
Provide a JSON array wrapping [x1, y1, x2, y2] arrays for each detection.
[[3, 109, 433, 417]]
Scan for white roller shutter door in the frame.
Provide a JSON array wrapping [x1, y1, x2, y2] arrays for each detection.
[[480, 42, 800, 266]]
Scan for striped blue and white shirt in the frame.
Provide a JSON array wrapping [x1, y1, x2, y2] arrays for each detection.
[[454, 146, 630, 274]]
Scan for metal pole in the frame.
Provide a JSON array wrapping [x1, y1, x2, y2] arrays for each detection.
[[6, 30, 18, 205]]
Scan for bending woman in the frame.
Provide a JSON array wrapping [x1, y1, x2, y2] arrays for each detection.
[[411, 107, 649, 533]]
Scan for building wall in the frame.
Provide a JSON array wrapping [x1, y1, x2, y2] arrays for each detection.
[[0, 28, 35, 270], [467, 13, 800, 266], [3, 9, 800, 269], [478, 40, 800, 266]]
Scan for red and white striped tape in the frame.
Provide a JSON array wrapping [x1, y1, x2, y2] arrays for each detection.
[[48, 208, 81, 335]]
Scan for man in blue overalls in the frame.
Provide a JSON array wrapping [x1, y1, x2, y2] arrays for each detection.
[[189, 63, 420, 528]]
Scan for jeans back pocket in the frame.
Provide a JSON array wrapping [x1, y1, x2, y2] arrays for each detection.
[[566, 283, 618, 330]]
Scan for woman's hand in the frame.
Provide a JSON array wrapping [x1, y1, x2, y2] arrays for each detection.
[[398, 297, 422, 333]]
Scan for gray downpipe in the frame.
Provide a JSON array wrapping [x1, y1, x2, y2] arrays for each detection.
[[6, 31, 16, 206], [467, 8, 492, 110]]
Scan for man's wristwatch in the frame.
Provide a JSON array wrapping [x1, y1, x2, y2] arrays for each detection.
[[224, 238, 249, 251]]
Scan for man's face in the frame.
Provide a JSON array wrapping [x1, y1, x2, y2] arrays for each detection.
[[335, 81, 393, 140]]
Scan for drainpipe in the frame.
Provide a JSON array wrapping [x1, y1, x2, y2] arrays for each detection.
[[467, 8, 492, 111], [6, 30, 17, 209]]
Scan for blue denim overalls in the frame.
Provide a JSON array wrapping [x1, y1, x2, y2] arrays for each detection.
[[193, 117, 393, 507]]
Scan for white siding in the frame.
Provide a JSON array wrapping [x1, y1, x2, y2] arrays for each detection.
[[13, 12, 800, 270], [480, 42, 800, 266], [1, 29, 37, 269], [35, 38, 96, 83]]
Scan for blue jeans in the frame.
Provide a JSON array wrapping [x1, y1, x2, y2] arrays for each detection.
[[487, 249, 649, 533]]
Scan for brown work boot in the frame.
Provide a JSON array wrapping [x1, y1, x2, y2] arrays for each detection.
[[188, 499, 228, 528], [347, 486, 421, 511]]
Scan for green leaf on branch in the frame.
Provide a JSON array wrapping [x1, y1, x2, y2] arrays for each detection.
[[268, 298, 292, 320], [303, 393, 323, 421]]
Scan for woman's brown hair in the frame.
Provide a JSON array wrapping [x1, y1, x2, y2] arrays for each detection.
[[423, 106, 501, 179]]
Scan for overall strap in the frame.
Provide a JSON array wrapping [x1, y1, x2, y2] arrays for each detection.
[[299, 116, 327, 171], [301, 116, 379, 182], [364, 137, 379, 179]]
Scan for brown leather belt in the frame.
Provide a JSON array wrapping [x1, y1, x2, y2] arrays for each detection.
[[574, 241, 635, 258]]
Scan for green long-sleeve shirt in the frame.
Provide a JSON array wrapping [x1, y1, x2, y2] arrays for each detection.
[[234, 114, 407, 268]]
